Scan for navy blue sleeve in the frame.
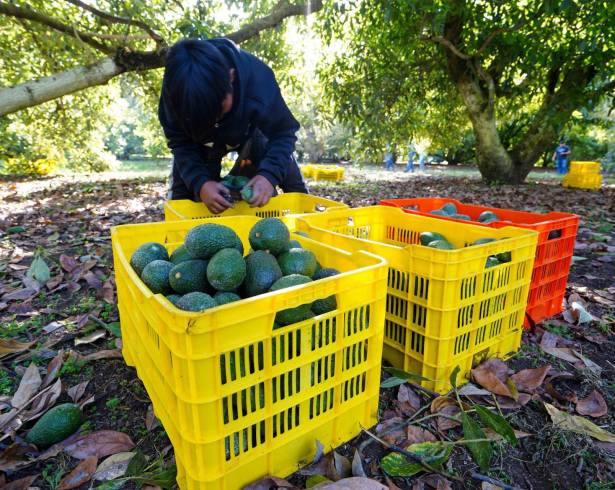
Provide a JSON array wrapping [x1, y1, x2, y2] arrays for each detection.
[[158, 97, 217, 201], [254, 86, 300, 187]]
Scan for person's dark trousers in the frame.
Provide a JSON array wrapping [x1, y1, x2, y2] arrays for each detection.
[[168, 128, 308, 200]]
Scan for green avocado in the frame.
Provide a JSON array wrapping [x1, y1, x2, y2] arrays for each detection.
[[270, 274, 313, 325], [249, 218, 290, 256], [277, 248, 318, 277], [169, 259, 210, 294], [427, 240, 455, 250], [441, 203, 457, 215], [185, 223, 242, 259], [141, 260, 174, 294], [478, 211, 500, 223], [207, 248, 246, 291], [244, 250, 283, 297], [25, 403, 83, 448], [214, 291, 242, 305], [130, 242, 169, 276], [170, 244, 194, 265], [420, 231, 446, 246], [176, 292, 217, 312]]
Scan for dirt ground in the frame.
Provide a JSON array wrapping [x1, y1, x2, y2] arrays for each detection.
[[1, 166, 613, 489]]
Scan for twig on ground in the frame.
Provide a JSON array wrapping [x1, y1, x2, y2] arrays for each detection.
[[470, 472, 524, 490]]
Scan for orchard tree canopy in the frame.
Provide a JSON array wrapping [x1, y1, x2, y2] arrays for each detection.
[[0, 0, 322, 116], [319, 0, 614, 183]]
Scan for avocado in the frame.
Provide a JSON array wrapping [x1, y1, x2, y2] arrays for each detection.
[[176, 292, 217, 312], [288, 239, 302, 249], [420, 231, 446, 246], [130, 242, 169, 276], [313, 267, 340, 280], [141, 260, 174, 294], [214, 291, 242, 305], [312, 268, 340, 314], [185, 223, 242, 259], [277, 248, 318, 277], [270, 274, 313, 325], [166, 294, 181, 306], [249, 218, 290, 256], [25, 403, 83, 448], [234, 176, 250, 189], [496, 251, 512, 263], [472, 238, 496, 246], [453, 213, 471, 221], [240, 186, 253, 202], [314, 260, 322, 274], [244, 250, 283, 297], [441, 203, 457, 215], [429, 209, 448, 216], [427, 240, 455, 250], [207, 248, 246, 291], [169, 259, 210, 294], [170, 244, 194, 265], [485, 256, 500, 268], [478, 211, 499, 223]]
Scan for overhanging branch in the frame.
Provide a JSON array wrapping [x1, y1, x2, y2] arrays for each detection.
[[64, 0, 165, 45], [421, 34, 470, 60]]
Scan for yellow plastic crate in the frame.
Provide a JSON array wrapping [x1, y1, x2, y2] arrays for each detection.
[[295, 206, 539, 394], [164, 192, 347, 221], [312, 165, 345, 182], [569, 161, 601, 174], [112, 216, 387, 489], [301, 164, 315, 178], [563, 172, 602, 190]]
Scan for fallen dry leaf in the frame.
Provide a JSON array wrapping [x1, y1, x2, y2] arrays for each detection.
[[397, 384, 421, 415], [64, 430, 135, 460], [2, 475, 37, 490], [101, 280, 115, 304], [510, 365, 551, 392], [67, 381, 90, 404], [0, 339, 34, 359], [57, 456, 98, 490], [484, 428, 532, 441], [406, 426, 437, 445], [576, 390, 608, 418], [545, 403, 615, 442], [93, 452, 136, 481], [76, 349, 123, 362], [0, 442, 38, 472], [540, 331, 561, 348], [327, 451, 352, 481], [243, 476, 297, 489], [1, 288, 38, 302], [60, 255, 79, 273], [437, 404, 461, 431], [472, 360, 513, 398], [351, 449, 366, 478], [74, 330, 106, 346], [145, 403, 160, 431], [11, 362, 41, 408], [413, 473, 453, 490], [42, 351, 64, 388], [24, 378, 62, 423], [315, 477, 387, 489]]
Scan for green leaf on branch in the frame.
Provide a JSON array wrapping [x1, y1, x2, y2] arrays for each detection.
[[474, 405, 517, 446], [450, 365, 460, 390], [460, 412, 492, 472], [380, 442, 452, 477]]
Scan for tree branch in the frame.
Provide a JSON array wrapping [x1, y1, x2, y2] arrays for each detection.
[[0, 1, 113, 54], [227, 0, 323, 44], [421, 34, 471, 60], [0, 0, 323, 116], [475, 28, 506, 57], [64, 0, 165, 45]]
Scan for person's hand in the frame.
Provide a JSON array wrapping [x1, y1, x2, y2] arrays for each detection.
[[199, 181, 233, 214], [246, 175, 274, 207]]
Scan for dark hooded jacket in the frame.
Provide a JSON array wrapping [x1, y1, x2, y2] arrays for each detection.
[[158, 38, 300, 200]]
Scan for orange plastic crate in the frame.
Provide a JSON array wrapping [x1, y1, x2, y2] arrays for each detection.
[[380, 198, 579, 328]]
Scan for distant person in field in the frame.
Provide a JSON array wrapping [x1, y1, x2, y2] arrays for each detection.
[[552, 139, 571, 174], [158, 38, 307, 214], [384, 145, 395, 171], [405, 142, 416, 172]]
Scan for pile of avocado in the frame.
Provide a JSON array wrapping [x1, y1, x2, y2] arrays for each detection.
[[419, 231, 511, 268], [130, 218, 340, 325], [220, 174, 253, 203], [429, 202, 500, 224]]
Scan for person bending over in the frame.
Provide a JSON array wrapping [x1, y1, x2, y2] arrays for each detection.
[[159, 38, 307, 214]]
